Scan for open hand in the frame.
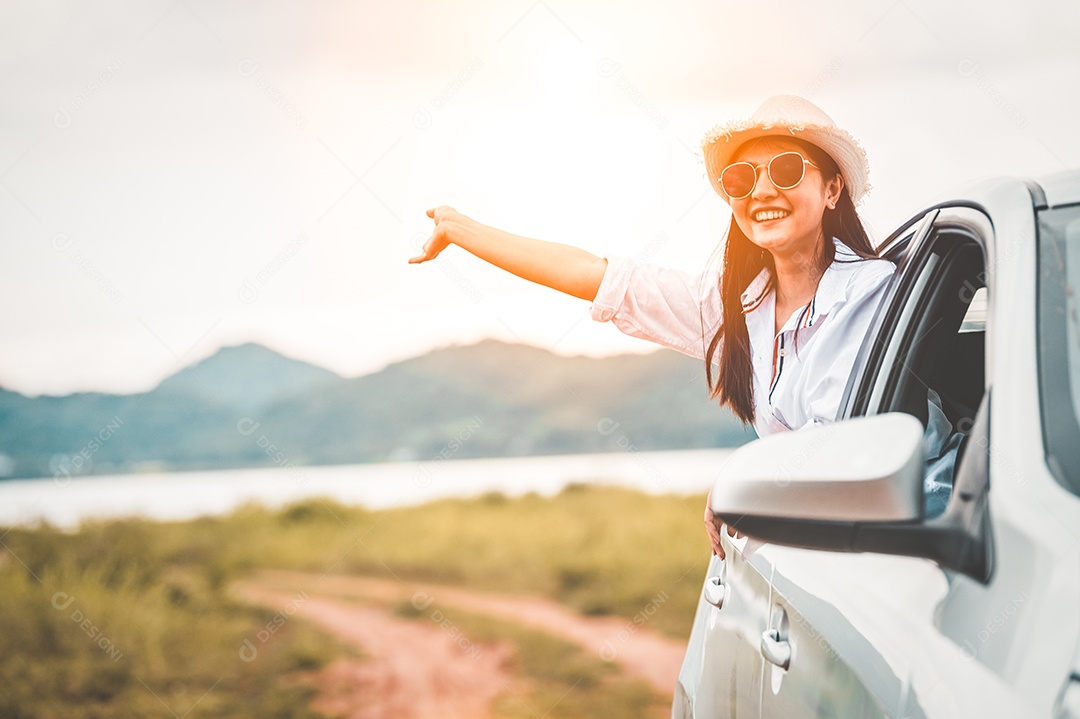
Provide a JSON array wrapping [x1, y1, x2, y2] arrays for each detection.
[[409, 206, 462, 264]]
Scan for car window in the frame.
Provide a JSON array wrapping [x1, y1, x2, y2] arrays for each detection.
[[845, 209, 989, 430], [836, 209, 939, 418], [842, 207, 991, 517], [886, 233, 983, 420], [960, 286, 987, 333], [1036, 202, 1080, 497]]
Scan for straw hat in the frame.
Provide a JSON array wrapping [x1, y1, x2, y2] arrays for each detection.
[[700, 95, 871, 205]]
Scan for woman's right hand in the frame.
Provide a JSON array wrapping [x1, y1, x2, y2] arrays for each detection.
[[704, 490, 743, 560], [409, 206, 467, 264], [407, 205, 607, 301]]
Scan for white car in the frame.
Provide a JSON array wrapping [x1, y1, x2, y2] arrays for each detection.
[[676, 172, 1080, 718]]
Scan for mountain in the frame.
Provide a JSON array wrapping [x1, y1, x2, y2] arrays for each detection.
[[153, 342, 341, 413], [0, 341, 754, 480]]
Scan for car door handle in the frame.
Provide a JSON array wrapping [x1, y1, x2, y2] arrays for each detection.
[[760, 629, 791, 669], [704, 574, 726, 609]]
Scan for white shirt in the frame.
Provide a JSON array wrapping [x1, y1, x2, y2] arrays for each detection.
[[589, 237, 897, 438]]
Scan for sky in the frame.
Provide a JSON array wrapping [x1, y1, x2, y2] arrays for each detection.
[[2, 0, 1079, 396]]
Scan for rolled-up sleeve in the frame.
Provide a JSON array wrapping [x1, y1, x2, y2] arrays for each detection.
[[590, 256, 722, 360]]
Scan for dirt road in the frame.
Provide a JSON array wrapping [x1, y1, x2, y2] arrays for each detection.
[[235, 581, 515, 719], [232, 570, 687, 717]]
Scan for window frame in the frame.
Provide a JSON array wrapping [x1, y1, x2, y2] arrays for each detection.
[[836, 209, 935, 420], [840, 204, 993, 426]]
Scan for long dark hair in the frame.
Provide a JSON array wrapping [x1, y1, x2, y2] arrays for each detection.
[[703, 138, 884, 425]]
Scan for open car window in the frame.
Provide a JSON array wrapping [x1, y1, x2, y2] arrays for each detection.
[[837, 206, 992, 518], [842, 206, 990, 429]]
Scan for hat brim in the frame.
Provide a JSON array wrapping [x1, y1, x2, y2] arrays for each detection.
[[701, 121, 870, 205]]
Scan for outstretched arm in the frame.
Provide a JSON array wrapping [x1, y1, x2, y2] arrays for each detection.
[[410, 206, 608, 302]]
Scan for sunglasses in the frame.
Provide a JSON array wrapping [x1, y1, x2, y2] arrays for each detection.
[[719, 151, 820, 200]]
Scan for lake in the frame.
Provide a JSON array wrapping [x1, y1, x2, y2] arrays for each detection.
[[0, 448, 734, 530]]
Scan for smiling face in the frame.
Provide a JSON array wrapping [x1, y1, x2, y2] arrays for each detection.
[[726, 137, 844, 263]]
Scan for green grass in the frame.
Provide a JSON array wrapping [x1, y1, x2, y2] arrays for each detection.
[[0, 485, 710, 718], [224, 485, 712, 637], [0, 526, 344, 718]]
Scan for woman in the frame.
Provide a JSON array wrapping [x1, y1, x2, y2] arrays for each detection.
[[411, 95, 956, 557]]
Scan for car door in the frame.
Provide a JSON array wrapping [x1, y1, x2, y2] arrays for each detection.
[[678, 200, 1049, 718], [746, 209, 939, 719], [756, 205, 1011, 718], [673, 542, 774, 717], [674, 211, 940, 719]]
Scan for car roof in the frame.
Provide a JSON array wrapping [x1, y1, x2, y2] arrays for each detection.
[[913, 170, 1080, 218], [1032, 170, 1080, 208], [874, 171, 1080, 255]]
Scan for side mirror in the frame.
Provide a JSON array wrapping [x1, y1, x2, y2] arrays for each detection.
[[710, 412, 925, 523], [711, 410, 992, 583]]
